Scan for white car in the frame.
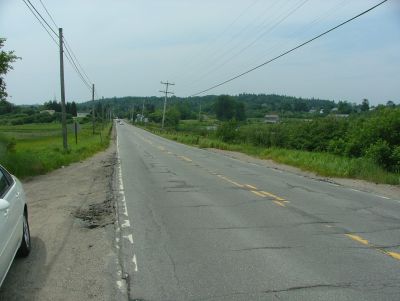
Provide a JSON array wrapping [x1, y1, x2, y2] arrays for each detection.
[[0, 165, 31, 287]]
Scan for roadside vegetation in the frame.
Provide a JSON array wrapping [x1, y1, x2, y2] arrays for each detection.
[[0, 122, 112, 178], [133, 95, 399, 185]]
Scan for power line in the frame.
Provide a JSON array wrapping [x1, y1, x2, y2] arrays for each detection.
[[169, 0, 261, 81], [38, 0, 94, 86], [22, 1, 91, 91], [25, 0, 58, 37], [190, 0, 388, 97], [63, 46, 92, 90], [38, 0, 58, 28], [64, 40, 93, 85], [238, 0, 349, 74], [22, 0, 58, 45], [186, 0, 309, 91], [173, 0, 284, 85], [22, 0, 94, 92]]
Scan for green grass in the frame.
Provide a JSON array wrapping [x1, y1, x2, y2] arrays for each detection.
[[0, 122, 112, 178], [143, 127, 399, 185]]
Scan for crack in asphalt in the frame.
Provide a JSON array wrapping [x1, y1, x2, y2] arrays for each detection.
[[376, 244, 400, 249], [263, 282, 352, 294], [190, 283, 351, 301], [232, 246, 294, 251]]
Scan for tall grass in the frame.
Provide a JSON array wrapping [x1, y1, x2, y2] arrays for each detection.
[[0, 122, 112, 178], [144, 127, 399, 185]]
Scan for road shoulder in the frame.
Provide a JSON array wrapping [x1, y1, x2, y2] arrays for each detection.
[[0, 137, 127, 300]]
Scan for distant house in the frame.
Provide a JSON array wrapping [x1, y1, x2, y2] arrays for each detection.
[[264, 114, 279, 123], [77, 112, 89, 118], [309, 109, 317, 114], [40, 109, 55, 115]]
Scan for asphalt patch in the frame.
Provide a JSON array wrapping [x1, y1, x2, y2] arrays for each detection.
[[74, 198, 115, 229]]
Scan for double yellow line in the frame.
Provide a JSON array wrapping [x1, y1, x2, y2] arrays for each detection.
[[217, 176, 288, 207]]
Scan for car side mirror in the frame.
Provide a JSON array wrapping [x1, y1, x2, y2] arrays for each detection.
[[0, 199, 10, 211]]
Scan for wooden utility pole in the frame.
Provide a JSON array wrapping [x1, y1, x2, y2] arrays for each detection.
[[159, 81, 174, 129], [199, 100, 202, 121], [59, 28, 68, 150], [92, 83, 95, 134], [141, 99, 145, 120]]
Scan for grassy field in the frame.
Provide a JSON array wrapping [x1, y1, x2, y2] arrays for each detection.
[[0, 122, 112, 178], [144, 126, 399, 185]]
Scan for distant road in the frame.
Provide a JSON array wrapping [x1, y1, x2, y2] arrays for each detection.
[[116, 122, 400, 301]]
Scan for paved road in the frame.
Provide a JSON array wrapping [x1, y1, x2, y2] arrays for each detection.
[[116, 122, 400, 301]]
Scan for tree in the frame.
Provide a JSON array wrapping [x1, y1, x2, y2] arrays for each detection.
[[361, 98, 369, 112], [215, 95, 236, 121], [235, 102, 246, 121], [0, 38, 20, 101], [165, 107, 180, 127], [145, 103, 155, 114], [44, 100, 61, 112], [386, 100, 395, 108], [337, 101, 353, 114], [0, 99, 14, 115], [71, 101, 77, 117]]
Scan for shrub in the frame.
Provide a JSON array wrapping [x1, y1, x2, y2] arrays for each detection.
[[216, 120, 237, 142], [365, 140, 392, 170]]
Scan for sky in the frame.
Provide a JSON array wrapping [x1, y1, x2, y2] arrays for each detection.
[[1, 0, 399, 106]]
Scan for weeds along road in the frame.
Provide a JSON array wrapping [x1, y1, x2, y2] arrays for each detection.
[[116, 122, 400, 301]]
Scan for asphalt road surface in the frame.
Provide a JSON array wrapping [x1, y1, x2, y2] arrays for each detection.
[[115, 122, 400, 301]]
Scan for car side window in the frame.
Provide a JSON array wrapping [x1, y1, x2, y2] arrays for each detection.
[[0, 170, 10, 198]]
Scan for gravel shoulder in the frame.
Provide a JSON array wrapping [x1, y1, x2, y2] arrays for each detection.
[[0, 134, 126, 300], [208, 148, 400, 200]]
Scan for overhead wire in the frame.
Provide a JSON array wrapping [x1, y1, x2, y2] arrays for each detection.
[[189, 0, 388, 97], [25, 0, 58, 37], [22, 0, 59, 45], [38, 0, 93, 85], [168, 0, 261, 82], [22, 0, 94, 93], [184, 0, 310, 92], [237, 0, 349, 73], [173, 0, 284, 85]]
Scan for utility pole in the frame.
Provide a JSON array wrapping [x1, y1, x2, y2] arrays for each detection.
[[141, 99, 145, 122], [159, 81, 174, 129], [199, 100, 202, 121], [92, 83, 95, 134], [59, 28, 68, 151]]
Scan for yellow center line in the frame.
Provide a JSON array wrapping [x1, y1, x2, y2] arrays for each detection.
[[251, 191, 266, 198], [260, 191, 286, 201], [386, 251, 400, 260], [179, 155, 193, 162], [217, 175, 244, 188], [245, 184, 257, 190], [273, 200, 286, 207], [345, 234, 400, 261], [345, 234, 370, 246]]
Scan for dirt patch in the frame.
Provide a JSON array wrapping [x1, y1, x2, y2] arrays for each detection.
[[74, 198, 115, 229], [208, 148, 400, 200]]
